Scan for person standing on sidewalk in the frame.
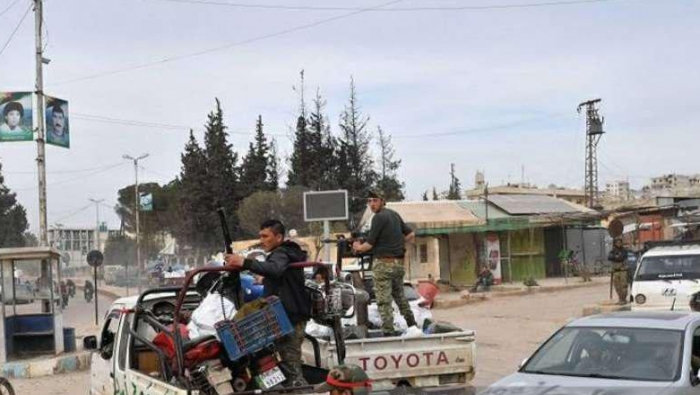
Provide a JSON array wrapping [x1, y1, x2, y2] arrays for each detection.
[[608, 237, 629, 304], [352, 190, 419, 337]]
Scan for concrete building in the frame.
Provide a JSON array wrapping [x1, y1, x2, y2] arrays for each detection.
[[466, 184, 587, 206], [48, 225, 119, 268], [651, 174, 691, 190], [606, 180, 631, 200]]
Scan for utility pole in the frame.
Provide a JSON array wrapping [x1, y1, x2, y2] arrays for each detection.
[[123, 154, 149, 293], [34, 0, 49, 246], [88, 199, 104, 251], [577, 99, 605, 209]]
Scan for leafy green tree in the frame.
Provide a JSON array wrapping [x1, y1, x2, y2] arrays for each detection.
[[375, 126, 404, 202], [115, 182, 170, 259], [337, 77, 377, 215], [0, 162, 28, 247], [422, 191, 429, 201], [432, 187, 439, 201], [103, 234, 136, 267]]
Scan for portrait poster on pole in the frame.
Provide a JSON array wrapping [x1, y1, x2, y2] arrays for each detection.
[[46, 96, 70, 148], [485, 233, 502, 284], [0, 92, 33, 142]]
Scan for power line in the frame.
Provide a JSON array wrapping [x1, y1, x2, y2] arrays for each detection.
[[13, 162, 128, 191], [52, 203, 94, 223], [0, 0, 22, 19], [144, 0, 626, 11], [4, 161, 125, 175], [50, 0, 404, 86], [0, 3, 32, 60], [72, 112, 289, 136]]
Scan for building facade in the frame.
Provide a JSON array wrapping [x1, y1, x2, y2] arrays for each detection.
[[48, 226, 119, 268], [606, 180, 631, 200]]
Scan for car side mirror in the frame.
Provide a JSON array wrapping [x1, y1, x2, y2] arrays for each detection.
[[83, 335, 98, 350], [519, 358, 529, 369]]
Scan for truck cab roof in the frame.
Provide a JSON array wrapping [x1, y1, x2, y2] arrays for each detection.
[[643, 244, 700, 258]]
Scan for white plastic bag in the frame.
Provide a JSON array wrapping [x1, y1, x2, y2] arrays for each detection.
[[187, 293, 237, 339], [367, 300, 432, 332]]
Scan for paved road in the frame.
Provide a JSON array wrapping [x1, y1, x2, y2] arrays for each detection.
[[433, 281, 609, 388], [11, 292, 116, 395], [12, 282, 608, 393]]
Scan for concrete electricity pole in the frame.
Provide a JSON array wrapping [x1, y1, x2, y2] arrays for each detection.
[[34, 0, 49, 246], [123, 154, 148, 293], [89, 199, 104, 251]]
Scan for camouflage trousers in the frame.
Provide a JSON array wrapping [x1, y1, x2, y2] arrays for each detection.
[[374, 258, 416, 334], [612, 264, 628, 303], [276, 320, 308, 386]]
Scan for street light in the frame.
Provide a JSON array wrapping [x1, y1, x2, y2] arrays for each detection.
[[123, 154, 149, 294]]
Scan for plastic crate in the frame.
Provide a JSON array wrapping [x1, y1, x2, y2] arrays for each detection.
[[216, 296, 293, 362]]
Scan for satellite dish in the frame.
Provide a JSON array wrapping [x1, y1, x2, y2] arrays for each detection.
[[87, 250, 104, 267], [608, 219, 623, 238]]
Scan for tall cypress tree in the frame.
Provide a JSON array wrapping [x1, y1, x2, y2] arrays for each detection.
[[447, 163, 462, 200], [375, 126, 405, 202], [267, 139, 280, 191], [338, 77, 377, 215], [0, 161, 28, 247], [241, 115, 274, 197], [432, 187, 439, 201], [309, 88, 338, 190], [203, 99, 241, 238], [175, 130, 212, 250]]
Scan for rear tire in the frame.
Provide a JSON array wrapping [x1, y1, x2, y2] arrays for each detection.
[[0, 377, 15, 395]]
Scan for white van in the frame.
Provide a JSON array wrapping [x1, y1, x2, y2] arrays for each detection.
[[631, 241, 700, 311]]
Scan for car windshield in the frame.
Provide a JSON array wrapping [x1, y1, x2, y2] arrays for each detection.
[[636, 254, 700, 281], [521, 327, 683, 382]]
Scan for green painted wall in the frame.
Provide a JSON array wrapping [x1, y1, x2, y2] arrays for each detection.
[[506, 228, 546, 282]]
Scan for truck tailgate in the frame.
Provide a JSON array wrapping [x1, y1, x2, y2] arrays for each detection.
[[303, 331, 476, 390]]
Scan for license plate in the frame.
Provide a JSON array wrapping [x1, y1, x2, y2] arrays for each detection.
[[256, 366, 286, 389]]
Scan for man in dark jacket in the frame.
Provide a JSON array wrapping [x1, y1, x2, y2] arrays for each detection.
[[225, 219, 310, 386]]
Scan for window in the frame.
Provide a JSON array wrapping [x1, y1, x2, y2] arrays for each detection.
[[419, 244, 428, 264]]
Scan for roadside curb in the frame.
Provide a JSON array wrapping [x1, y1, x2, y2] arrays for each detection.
[[0, 351, 92, 379], [434, 280, 603, 309]]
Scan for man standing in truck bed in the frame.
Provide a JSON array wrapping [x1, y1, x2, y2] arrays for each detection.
[[352, 190, 419, 337], [225, 219, 310, 386]]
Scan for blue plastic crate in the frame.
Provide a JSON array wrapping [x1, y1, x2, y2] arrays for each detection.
[[216, 296, 293, 362]]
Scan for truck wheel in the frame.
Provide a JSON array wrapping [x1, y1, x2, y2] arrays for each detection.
[[0, 377, 15, 395]]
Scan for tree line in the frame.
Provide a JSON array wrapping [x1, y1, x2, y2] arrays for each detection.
[[107, 74, 405, 262]]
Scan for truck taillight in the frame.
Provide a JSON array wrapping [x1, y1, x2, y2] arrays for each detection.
[[439, 373, 466, 385], [635, 294, 647, 304]]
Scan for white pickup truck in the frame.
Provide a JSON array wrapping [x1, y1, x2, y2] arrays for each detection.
[[88, 266, 476, 395]]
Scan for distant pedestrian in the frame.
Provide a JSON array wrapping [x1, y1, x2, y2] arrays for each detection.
[[608, 238, 629, 304]]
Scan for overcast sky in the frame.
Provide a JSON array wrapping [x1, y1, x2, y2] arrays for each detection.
[[0, 0, 697, 232]]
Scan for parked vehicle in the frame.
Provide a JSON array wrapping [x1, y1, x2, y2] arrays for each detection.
[[481, 311, 700, 394], [631, 240, 700, 311]]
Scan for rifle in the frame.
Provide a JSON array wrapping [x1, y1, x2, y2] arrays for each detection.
[[217, 208, 244, 309]]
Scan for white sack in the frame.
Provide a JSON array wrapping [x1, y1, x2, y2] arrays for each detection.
[[187, 293, 237, 339]]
